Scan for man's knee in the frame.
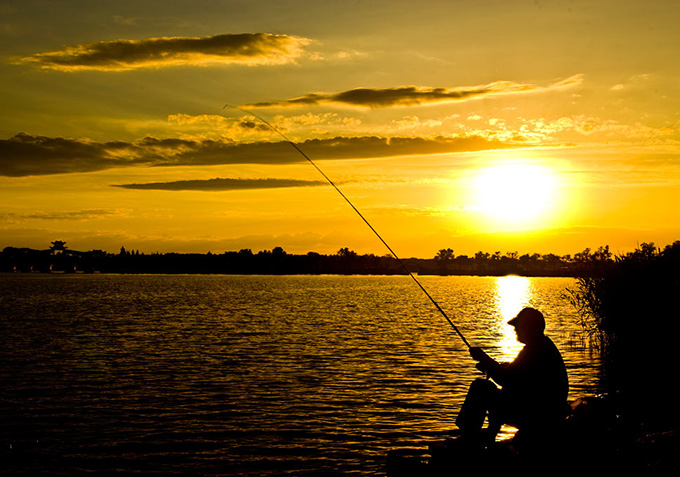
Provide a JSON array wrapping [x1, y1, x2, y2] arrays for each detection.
[[469, 378, 497, 395]]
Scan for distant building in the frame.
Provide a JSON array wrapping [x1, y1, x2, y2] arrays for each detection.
[[50, 241, 68, 255]]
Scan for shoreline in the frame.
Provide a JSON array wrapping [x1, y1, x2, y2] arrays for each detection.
[[1, 270, 581, 277]]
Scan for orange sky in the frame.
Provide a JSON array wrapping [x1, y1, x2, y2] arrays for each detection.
[[1, 1, 679, 258]]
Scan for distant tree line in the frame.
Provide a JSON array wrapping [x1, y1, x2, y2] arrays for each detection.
[[0, 241, 631, 276]]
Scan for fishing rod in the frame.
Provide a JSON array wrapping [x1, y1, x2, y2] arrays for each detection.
[[223, 104, 472, 349]]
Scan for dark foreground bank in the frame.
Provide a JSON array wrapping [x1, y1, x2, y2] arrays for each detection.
[[387, 395, 680, 477]]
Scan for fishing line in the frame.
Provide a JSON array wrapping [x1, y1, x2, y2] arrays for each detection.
[[223, 104, 471, 349]]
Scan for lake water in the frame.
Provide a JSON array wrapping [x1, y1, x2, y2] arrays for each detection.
[[0, 274, 602, 476]]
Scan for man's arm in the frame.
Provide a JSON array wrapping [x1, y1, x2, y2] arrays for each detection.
[[469, 347, 506, 381]]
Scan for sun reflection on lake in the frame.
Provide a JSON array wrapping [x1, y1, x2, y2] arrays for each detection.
[[494, 275, 531, 361], [491, 275, 534, 441]]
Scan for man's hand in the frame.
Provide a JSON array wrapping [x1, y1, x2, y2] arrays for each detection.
[[469, 346, 489, 362], [469, 347, 496, 374]]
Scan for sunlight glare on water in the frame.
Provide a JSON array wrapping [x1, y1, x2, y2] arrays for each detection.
[[490, 275, 532, 440], [493, 275, 531, 361]]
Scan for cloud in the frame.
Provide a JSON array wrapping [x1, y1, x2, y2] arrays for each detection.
[[243, 75, 585, 109], [0, 132, 518, 177], [167, 113, 273, 134], [113, 177, 326, 191], [24, 209, 119, 220], [3, 209, 120, 221], [526, 115, 676, 142], [112, 15, 138, 26], [13, 33, 311, 71], [0, 133, 129, 176], [165, 112, 365, 141], [610, 74, 651, 91]]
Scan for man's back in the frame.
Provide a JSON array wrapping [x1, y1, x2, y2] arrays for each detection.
[[504, 335, 569, 422]]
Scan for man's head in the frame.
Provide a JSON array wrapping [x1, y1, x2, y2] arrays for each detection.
[[508, 307, 545, 343]]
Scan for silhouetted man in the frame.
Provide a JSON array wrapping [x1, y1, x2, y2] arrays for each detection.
[[455, 307, 569, 447]]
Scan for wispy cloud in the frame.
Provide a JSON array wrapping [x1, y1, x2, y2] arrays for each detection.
[[168, 113, 271, 131], [114, 178, 326, 191], [243, 75, 584, 109], [164, 112, 364, 141], [0, 132, 518, 177], [13, 33, 311, 71], [610, 74, 652, 91], [3, 209, 120, 221]]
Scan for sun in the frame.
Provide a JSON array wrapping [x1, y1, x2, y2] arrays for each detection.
[[472, 162, 559, 227]]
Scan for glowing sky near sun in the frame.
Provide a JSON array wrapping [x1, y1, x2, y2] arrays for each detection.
[[1, 0, 679, 257]]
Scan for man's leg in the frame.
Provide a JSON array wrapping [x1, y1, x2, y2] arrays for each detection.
[[485, 399, 505, 442], [455, 378, 501, 439]]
